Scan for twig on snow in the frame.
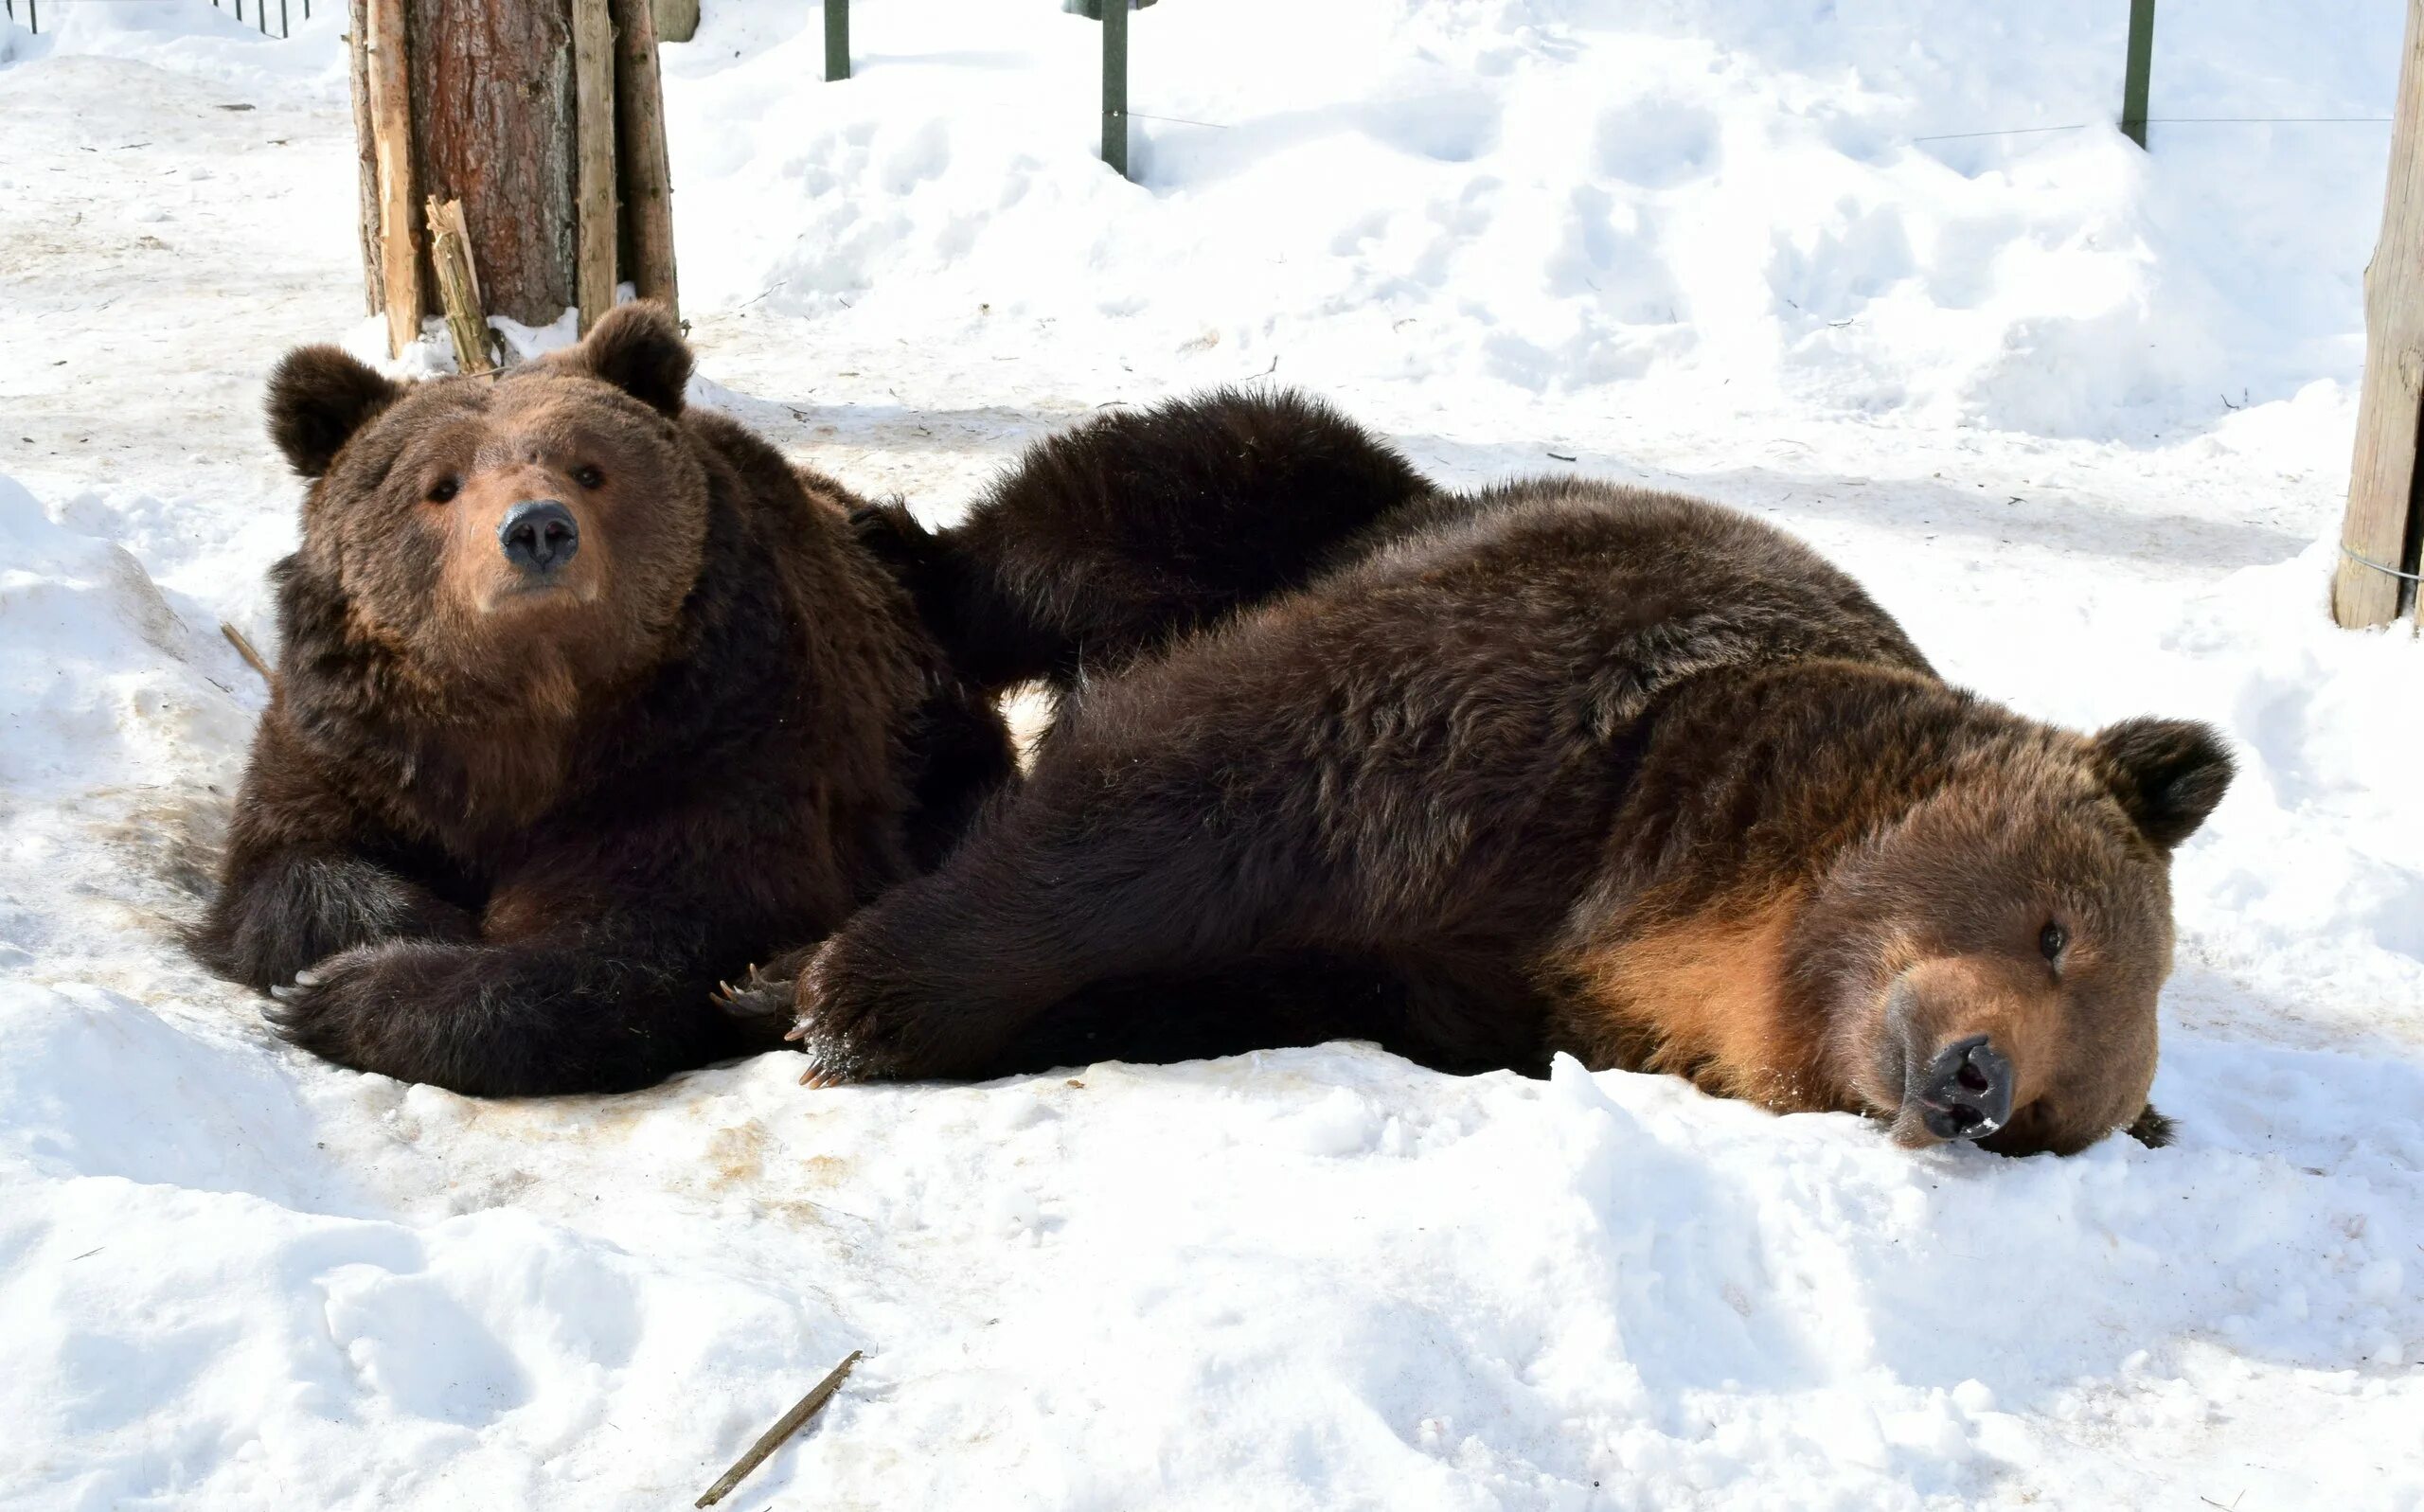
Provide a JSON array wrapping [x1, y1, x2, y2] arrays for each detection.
[[221, 623, 274, 685], [694, 1348, 864, 1507]]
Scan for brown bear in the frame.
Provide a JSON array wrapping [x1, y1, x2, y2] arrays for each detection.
[[764, 388, 2232, 1156], [191, 303, 1016, 1096]]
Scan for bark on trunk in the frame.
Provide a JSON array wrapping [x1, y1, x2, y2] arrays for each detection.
[[407, 0, 578, 329]]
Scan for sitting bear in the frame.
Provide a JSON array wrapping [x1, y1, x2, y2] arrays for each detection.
[[776, 389, 2232, 1156], [192, 303, 1015, 1096]]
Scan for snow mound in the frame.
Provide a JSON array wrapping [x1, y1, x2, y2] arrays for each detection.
[[659, 0, 2397, 441], [0, 472, 254, 794]]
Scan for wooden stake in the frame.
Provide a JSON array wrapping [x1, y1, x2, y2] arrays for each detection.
[[824, 0, 848, 83], [346, 0, 382, 316], [2120, 0, 2156, 150], [364, 0, 421, 357], [2334, 0, 2424, 630], [694, 1349, 862, 1508], [650, 0, 697, 44], [425, 197, 494, 375], [610, 0, 680, 318], [1100, 0, 1129, 179], [572, 0, 619, 335]]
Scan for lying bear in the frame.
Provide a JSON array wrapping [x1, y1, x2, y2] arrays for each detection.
[[771, 388, 2232, 1155], [192, 304, 1014, 1095]]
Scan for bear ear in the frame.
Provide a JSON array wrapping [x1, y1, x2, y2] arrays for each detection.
[[267, 346, 401, 478], [2125, 1103, 2175, 1148], [2091, 718, 2234, 850], [574, 300, 691, 417]]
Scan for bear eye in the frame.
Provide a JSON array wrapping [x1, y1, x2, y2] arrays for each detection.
[[426, 477, 459, 505], [2040, 921, 2069, 963], [572, 465, 605, 490]]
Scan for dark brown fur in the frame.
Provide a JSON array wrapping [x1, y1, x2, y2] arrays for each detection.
[[789, 397, 2229, 1155], [192, 305, 1015, 1094]]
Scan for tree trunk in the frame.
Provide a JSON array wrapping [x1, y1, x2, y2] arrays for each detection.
[[407, 0, 579, 329], [349, 0, 680, 351]]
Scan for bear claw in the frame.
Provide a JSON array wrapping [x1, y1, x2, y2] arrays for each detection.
[[708, 962, 792, 1020]]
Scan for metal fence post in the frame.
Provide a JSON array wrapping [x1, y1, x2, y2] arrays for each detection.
[[1101, 0, 1128, 178], [2121, 0, 2156, 148], [825, 0, 848, 82]]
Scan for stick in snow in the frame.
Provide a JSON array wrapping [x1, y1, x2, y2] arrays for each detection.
[[221, 623, 274, 685], [694, 1348, 864, 1508]]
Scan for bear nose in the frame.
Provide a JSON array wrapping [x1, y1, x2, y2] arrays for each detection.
[[499, 500, 579, 574], [1911, 1034, 2014, 1141]]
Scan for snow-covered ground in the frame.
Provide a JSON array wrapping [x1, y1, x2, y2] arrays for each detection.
[[3, 1, 2421, 1506]]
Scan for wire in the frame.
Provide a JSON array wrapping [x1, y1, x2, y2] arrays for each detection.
[[1914, 116, 2390, 144], [1124, 109, 1231, 130], [2340, 543, 2424, 584]]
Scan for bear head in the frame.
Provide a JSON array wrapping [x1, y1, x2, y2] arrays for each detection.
[[1794, 716, 2234, 1156], [264, 301, 704, 706]]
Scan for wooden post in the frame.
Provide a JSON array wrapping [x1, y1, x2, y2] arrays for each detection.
[[649, 0, 696, 44], [2334, 0, 2424, 629], [2120, 0, 2155, 150], [425, 197, 495, 374], [347, 0, 382, 315], [825, 0, 848, 83], [1100, 0, 1128, 179], [571, 0, 618, 334], [365, 0, 421, 357], [611, 0, 680, 318]]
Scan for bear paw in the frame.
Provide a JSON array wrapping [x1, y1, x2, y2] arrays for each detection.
[[260, 943, 390, 1067], [784, 934, 949, 1088]]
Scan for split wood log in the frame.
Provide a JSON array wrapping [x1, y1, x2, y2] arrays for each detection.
[[425, 197, 494, 375], [364, 0, 421, 357], [572, 0, 619, 334], [611, 0, 680, 316]]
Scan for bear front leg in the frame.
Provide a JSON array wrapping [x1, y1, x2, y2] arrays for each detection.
[[194, 720, 476, 990], [262, 804, 850, 1095], [262, 938, 751, 1095], [198, 845, 478, 990]]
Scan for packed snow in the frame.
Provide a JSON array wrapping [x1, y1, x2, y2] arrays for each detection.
[[3, 1, 2420, 1507]]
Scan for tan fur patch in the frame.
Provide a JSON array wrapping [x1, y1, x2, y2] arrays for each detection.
[[1551, 888, 1836, 1113]]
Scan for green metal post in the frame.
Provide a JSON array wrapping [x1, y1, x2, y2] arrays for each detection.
[[2120, 0, 2155, 149], [1102, 0, 1129, 179], [825, 0, 849, 83]]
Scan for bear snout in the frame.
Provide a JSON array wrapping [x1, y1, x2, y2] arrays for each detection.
[[1907, 1032, 2013, 1141], [499, 499, 579, 575]]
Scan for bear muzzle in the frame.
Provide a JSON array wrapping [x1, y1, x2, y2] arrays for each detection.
[[1906, 1032, 2013, 1141], [1877, 958, 2057, 1147], [500, 499, 580, 576]]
